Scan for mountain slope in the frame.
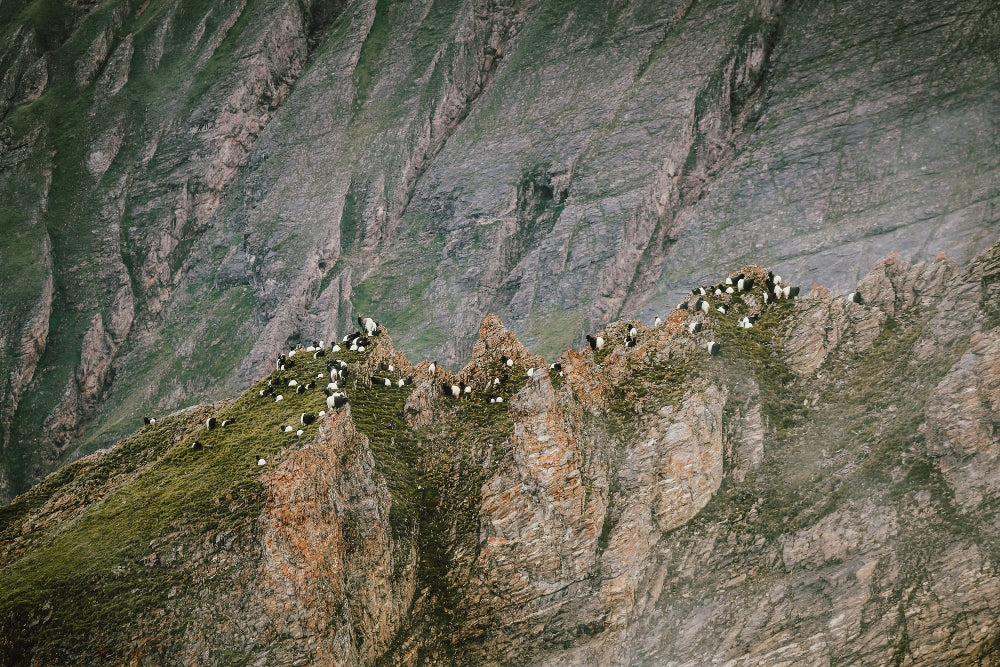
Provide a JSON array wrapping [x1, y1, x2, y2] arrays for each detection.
[[0, 0, 997, 503], [3, 243, 1000, 664]]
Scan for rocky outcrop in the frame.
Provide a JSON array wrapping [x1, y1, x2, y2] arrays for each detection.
[[0, 27, 47, 119], [260, 408, 412, 665], [5, 244, 1000, 663], [924, 329, 1000, 509], [91, 32, 132, 102], [782, 294, 885, 376]]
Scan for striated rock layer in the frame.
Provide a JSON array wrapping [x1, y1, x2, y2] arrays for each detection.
[[4, 242, 1000, 664]]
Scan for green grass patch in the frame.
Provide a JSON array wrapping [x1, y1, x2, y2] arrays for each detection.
[[0, 209, 48, 312], [348, 236, 445, 359], [0, 396, 279, 657], [593, 342, 614, 365], [411, 0, 462, 73], [339, 183, 362, 252], [0, 350, 346, 653], [607, 350, 697, 421], [1, 340, 520, 659], [353, 0, 393, 112], [518, 308, 584, 361], [21, 0, 74, 51], [712, 298, 803, 429], [183, 0, 259, 104], [980, 267, 1000, 330]]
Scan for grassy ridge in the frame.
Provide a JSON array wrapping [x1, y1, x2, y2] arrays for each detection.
[[0, 348, 345, 657], [0, 340, 520, 660]]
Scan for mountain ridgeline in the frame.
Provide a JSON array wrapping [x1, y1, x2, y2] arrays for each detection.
[[0, 0, 998, 511], [4, 244, 1000, 664]]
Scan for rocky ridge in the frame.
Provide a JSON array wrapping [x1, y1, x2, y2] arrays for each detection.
[[3, 242, 1000, 664]]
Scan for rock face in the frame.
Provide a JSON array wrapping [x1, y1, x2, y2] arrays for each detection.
[[924, 328, 1000, 510], [0, 0, 998, 520], [5, 244, 1000, 664], [259, 410, 410, 665]]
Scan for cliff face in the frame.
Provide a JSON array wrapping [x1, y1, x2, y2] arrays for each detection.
[[1, 0, 347, 500], [4, 242, 1000, 664], [0, 0, 998, 506]]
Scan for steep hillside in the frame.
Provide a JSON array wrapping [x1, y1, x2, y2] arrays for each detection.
[[3, 243, 1000, 664], [0, 0, 997, 503]]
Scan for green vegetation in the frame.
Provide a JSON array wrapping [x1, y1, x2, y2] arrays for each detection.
[[339, 184, 362, 252], [592, 339, 615, 365], [517, 167, 556, 215], [348, 228, 447, 358], [980, 268, 1000, 330], [519, 308, 584, 360], [712, 298, 803, 429], [185, 0, 265, 103], [346, 0, 462, 131], [517, 0, 621, 49], [353, 276, 444, 352], [1, 409, 246, 659], [21, 0, 74, 51], [410, 0, 462, 72], [70, 281, 258, 460], [0, 353, 331, 655], [693, 297, 972, 554], [2, 338, 317, 631], [548, 366, 565, 391], [0, 208, 47, 313], [0, 339, 518, 660], [0, 0, 277, 494], [353, 0, 393, 112], [607, 349, 697, 420]]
